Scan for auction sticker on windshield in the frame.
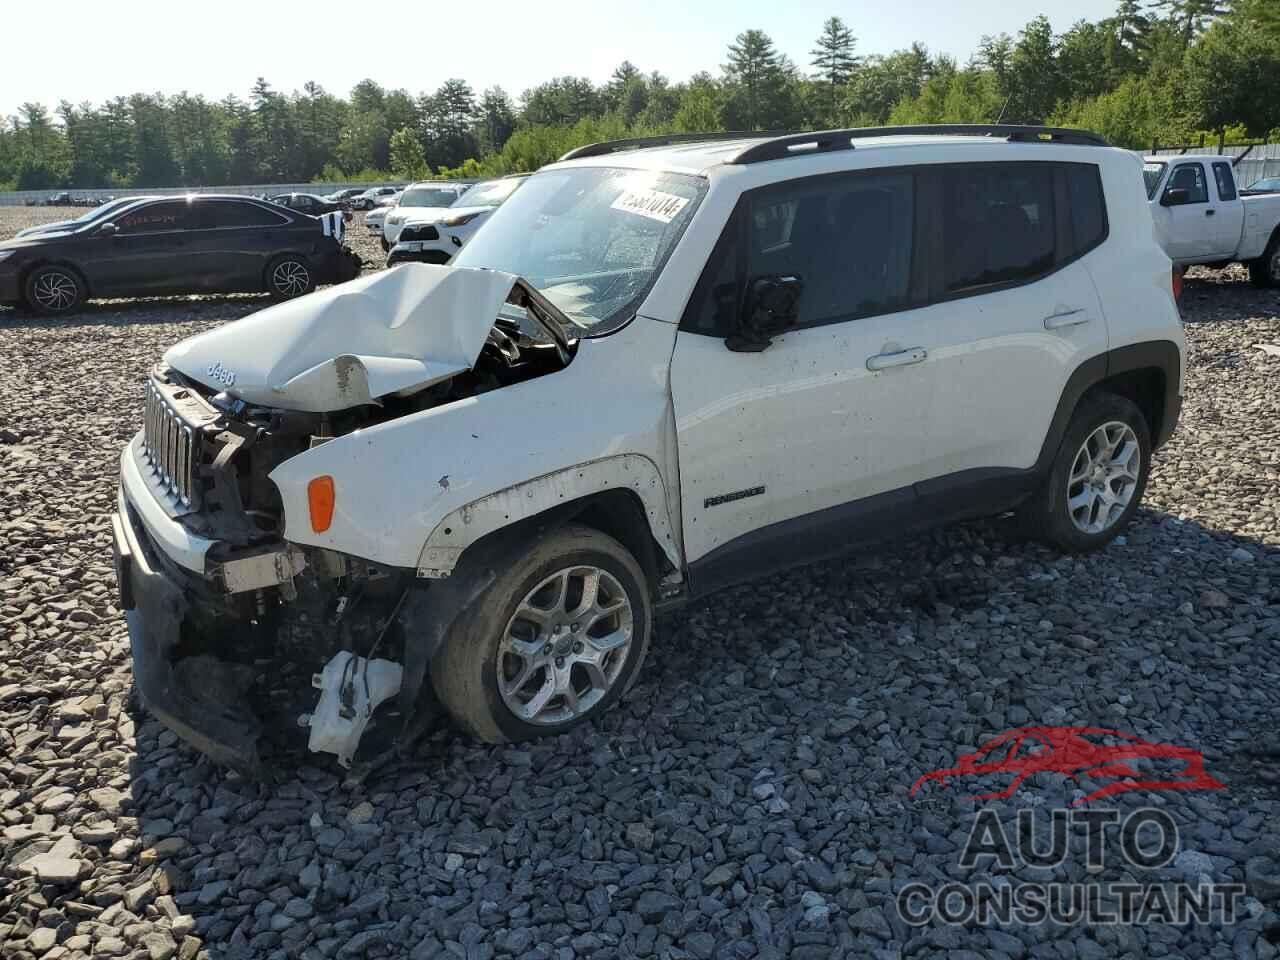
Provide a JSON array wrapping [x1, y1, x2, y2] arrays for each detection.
[[611, 188, 690, 224]]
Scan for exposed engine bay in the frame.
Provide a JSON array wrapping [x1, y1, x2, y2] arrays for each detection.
[[128, 274, 575, 775]]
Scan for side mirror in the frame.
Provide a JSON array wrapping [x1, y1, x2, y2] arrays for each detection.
[[1161, 187, 1191, 207], [96, 221, 118, 236], [727, 275, 803, 352]]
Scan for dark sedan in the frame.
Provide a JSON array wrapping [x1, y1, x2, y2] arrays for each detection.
[[0, 195, 360, 316], [268, 192, 353, 220]]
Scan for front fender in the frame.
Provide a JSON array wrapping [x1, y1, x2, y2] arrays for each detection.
[[417, 455, 681, 577], [268, 315, 681, 570]]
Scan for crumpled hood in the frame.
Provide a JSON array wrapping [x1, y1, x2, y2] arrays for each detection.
[[164, 264, 519, 412]]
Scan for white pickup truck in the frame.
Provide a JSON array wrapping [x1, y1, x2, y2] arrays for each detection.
[[1145, 154, 1280, 287]]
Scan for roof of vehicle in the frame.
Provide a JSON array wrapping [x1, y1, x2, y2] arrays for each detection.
[[1143, 154, 1239, 165], [550, 126, 1114, 176]]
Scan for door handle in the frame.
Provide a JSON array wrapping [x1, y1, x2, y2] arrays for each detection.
[[866, 347, 927, 371], [1206, 209, 1216, 216], [1044, 308, 1089, 330]]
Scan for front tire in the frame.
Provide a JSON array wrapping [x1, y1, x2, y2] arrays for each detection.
[[432, 525, 652, 743], [1021, 392, 1152, 553], [24, 265, 85, 316], [265, 255, 315, 300]]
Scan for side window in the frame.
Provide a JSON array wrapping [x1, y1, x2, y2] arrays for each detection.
[[936, 163, 1055, 293], [1063, 163, 1108, 258], [1212, 162, 1237, 202], [115, 201, 193, 234], [682, 172, 914, 335], [199, 201, 289, 228], [1166, 163, 1208, 203]]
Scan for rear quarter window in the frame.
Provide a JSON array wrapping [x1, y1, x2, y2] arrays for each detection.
[[1064, 164, 1108, 258]]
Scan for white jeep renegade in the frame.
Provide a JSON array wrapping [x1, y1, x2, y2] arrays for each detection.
[[113, 125, 1184, 774]]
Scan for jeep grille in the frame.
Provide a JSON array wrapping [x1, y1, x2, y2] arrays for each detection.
[[142, 380, 198, 508]]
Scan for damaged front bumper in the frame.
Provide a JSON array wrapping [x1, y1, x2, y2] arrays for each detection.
[[112, 435, 482, 776], [113, 489, 265, 773]]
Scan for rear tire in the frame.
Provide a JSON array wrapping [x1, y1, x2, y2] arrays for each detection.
[[265, 255, 315, 300], [24, 264, 85, 316], [1250, 238, 1280, 288], [431, 524, 652, 744], [1019, 392, 1152, 553]]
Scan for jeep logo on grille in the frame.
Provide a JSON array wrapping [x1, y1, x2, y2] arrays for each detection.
[[206, 362, 236, 387]]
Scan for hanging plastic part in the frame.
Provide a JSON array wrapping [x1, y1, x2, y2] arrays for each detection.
[[301, 651, 403, 768]]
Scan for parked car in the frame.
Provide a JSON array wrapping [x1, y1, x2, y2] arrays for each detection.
[[362, 194, 401, 236], [15, 195, 159, 239], [322, 188, 368, 203], [0, 194, 360, 315], [379, 181, 470, 250], [113, 125, 1183, 773], [350, 186, 400, 210], [1241, 175, 1280, 196], [387, 175, 528, 265], [1144, 155, 1280, 286], [268, 192, 353, 221], [43, 192, 75, 206]]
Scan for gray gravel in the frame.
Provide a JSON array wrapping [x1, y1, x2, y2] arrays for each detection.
[[2, 205, 1279, 960]]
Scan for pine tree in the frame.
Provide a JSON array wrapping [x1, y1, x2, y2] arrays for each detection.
[[1149, 0, 1227, 48], [725, 29, 784, 129], [810, 17, 859, 123]]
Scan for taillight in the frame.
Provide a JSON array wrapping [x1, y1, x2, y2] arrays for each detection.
[[1172, 266, 1183, 303]]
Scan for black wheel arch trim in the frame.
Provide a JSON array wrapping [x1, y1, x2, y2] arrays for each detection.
[[1034, 340, 1182, 472]]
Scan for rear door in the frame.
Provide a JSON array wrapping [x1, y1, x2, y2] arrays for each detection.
[[911, 161, 1110, 507], [1210, 161, 1244, 257], [194, 199, 295, 291], [1156, 161, 1217, 261], [84, 199, 199, 295]]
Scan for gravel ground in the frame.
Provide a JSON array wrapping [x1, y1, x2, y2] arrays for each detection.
[[1, 204, 1279, 960]]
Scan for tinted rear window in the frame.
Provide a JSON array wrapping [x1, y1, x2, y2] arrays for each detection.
[[200, 201, 289, 228], [938, 163, 1055, 293]]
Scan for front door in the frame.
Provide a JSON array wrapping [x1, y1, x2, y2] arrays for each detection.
[[670, 170, 936, 592], [87, 199, 199, 295], [1156, 161, 1216, 261]]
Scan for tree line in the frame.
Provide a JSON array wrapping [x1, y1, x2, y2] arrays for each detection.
[[2, 0, 1278, 191]]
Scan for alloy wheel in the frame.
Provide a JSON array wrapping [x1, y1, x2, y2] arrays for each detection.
[[271, 260, 310, 297], [32, 271, 78, 312], [497, 565, 634, 725], [1066, 421, 1141, 534], [1270, 249, 1280, 282]]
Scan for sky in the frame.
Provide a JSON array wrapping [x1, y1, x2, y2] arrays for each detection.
[[3, 0, 1122, 118]]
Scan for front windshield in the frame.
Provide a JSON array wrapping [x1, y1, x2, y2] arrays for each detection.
[[454, 178, 524, 208], [399, 187, 461, 207], [71, 197, 131, 224], [453, 167, 707, 336], [1143, 162, 1166, 199]]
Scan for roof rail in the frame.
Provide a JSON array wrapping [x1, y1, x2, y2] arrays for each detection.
[[558, 131, 788, 162], [729, 124, 1111, 164]]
